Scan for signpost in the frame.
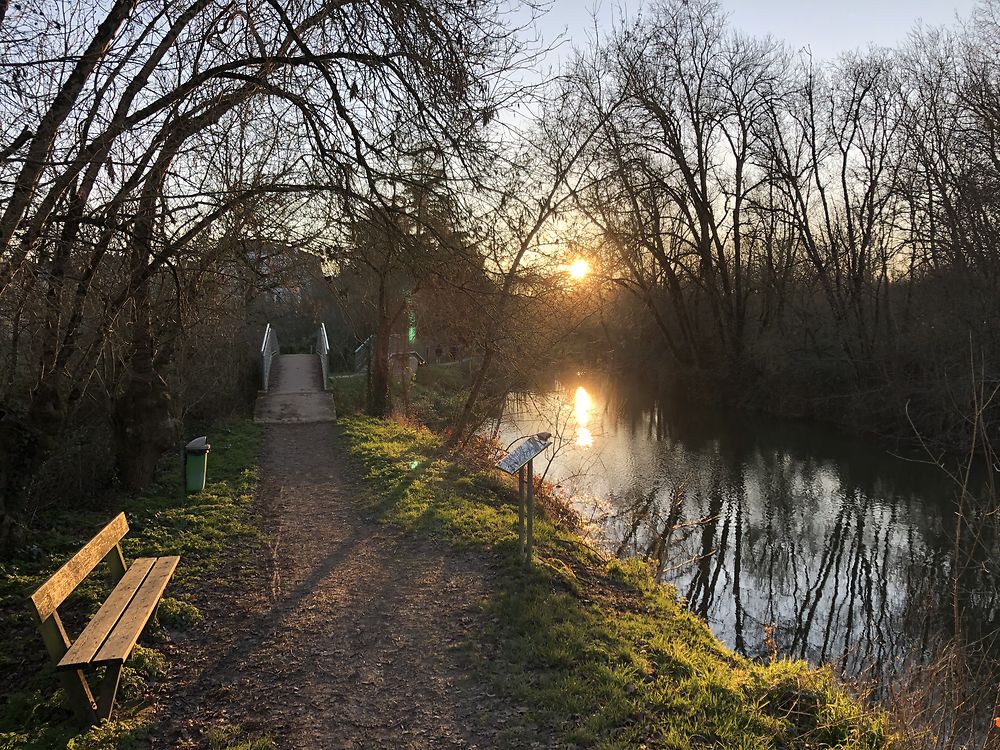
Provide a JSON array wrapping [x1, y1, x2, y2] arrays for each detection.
[[496, 432, 551, 564]]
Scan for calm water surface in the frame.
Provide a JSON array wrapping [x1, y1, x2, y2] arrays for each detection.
[[497, 373, 1000, 684]]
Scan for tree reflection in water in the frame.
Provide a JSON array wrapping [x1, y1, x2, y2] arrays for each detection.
[[498, 375, 1000, 731]]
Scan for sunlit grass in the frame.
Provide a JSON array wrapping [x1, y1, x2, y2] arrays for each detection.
[[339, 416, 889, 748], [0, 419, 263, 750]]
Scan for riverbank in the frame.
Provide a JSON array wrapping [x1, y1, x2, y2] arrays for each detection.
[[339, 415, 889, 747], [0, 419, 265, 750], [1, 373, 890, 748]]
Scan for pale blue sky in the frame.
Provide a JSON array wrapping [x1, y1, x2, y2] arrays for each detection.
[[535, 0, 980, 62]]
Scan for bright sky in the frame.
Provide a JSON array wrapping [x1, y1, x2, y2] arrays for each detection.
[[535, 0, 980, 62]]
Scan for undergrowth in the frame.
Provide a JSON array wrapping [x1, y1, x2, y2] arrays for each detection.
[[327, 372, 366, 415], [0, 419, 263, 750], [339, 416, 890, 749], [328, 361, 473, 428]]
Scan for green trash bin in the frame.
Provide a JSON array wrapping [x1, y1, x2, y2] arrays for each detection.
[[184, 436, 210, 493]]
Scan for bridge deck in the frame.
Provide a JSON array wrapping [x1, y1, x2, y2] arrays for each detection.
[[254, 354, 336, 424]]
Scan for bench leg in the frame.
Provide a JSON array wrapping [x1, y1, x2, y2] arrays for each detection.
[[95, 663, 124, 722], [59, 669, 98, 725], [36, 615, 97, 724]]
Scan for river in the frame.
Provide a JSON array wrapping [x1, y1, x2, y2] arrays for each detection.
[[496, 372, 1000, 694]]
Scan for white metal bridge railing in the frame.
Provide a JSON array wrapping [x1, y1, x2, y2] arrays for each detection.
[[315, 322, 330, 390], [260, 323, 279, 391]]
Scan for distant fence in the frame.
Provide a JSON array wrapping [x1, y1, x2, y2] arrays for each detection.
[[260, 323, 279, 391], [315, 323, 329, 390]]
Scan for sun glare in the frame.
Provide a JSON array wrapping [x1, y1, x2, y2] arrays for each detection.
[[575, 386, 593, 447], [568, 258, 590, 280]]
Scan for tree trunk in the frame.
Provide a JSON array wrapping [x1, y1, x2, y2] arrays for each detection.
[[112, 165, 176, 490], [368, 277, 392, 417], [112, 280, 175, 490]]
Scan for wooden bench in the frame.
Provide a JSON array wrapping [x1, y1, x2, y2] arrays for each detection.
[[27, 512, 179, 725]]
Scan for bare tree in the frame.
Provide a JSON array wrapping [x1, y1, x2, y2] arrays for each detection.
[[0, 0, 536, 548]]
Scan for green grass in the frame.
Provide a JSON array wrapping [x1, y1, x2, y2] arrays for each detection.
[[328, 361, 472, 426], [203, 723, 276, 750], [414, 360, 472, 393], [339, 416, 890, 749], [327, 372, 366, 415], [0, 418, 264, 750]]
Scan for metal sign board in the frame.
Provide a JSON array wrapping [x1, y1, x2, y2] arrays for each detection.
[[496, 435, 550, 474]]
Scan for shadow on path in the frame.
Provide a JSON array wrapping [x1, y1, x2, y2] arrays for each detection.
[[149, 423, 502, 749]]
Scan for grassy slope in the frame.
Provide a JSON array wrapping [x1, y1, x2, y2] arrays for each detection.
[[0, 419, 266, 750], [340, 416, 890, 749]]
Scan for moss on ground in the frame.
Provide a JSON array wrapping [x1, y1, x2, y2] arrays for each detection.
[[0, 419, 264, 750], [339, 416, 890, 749]]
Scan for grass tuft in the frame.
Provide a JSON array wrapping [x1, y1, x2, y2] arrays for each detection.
[[156, 597, 203, 629], [204, 723, 276, 750]]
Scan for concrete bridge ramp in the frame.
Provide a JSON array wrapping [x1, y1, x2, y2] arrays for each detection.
[[254, 354, 336, 424]]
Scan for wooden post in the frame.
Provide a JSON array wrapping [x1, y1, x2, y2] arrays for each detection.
[[35, 614, 97, 724], [104, 544, 127, 581], [518, 466, 526, 558], [526, 458, 534, 564], [95, 663, 124, 721]]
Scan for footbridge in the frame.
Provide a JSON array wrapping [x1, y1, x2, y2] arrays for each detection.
[[253, 323, 336, 424]]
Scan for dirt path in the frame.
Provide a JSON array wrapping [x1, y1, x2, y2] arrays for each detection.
[[150, 422, 509, 748]]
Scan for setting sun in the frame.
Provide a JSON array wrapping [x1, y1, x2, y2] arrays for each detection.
[[568, 258, 590, 280]]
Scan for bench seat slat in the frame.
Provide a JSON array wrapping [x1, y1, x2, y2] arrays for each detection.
[[56, 559, 156, 671], [93, 556, 179, 666]]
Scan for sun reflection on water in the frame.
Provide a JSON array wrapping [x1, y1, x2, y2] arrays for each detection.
[[575, 386, 593, 447]]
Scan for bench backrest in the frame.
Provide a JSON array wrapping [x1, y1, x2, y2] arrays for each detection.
[[29, 512, 129, 623]]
